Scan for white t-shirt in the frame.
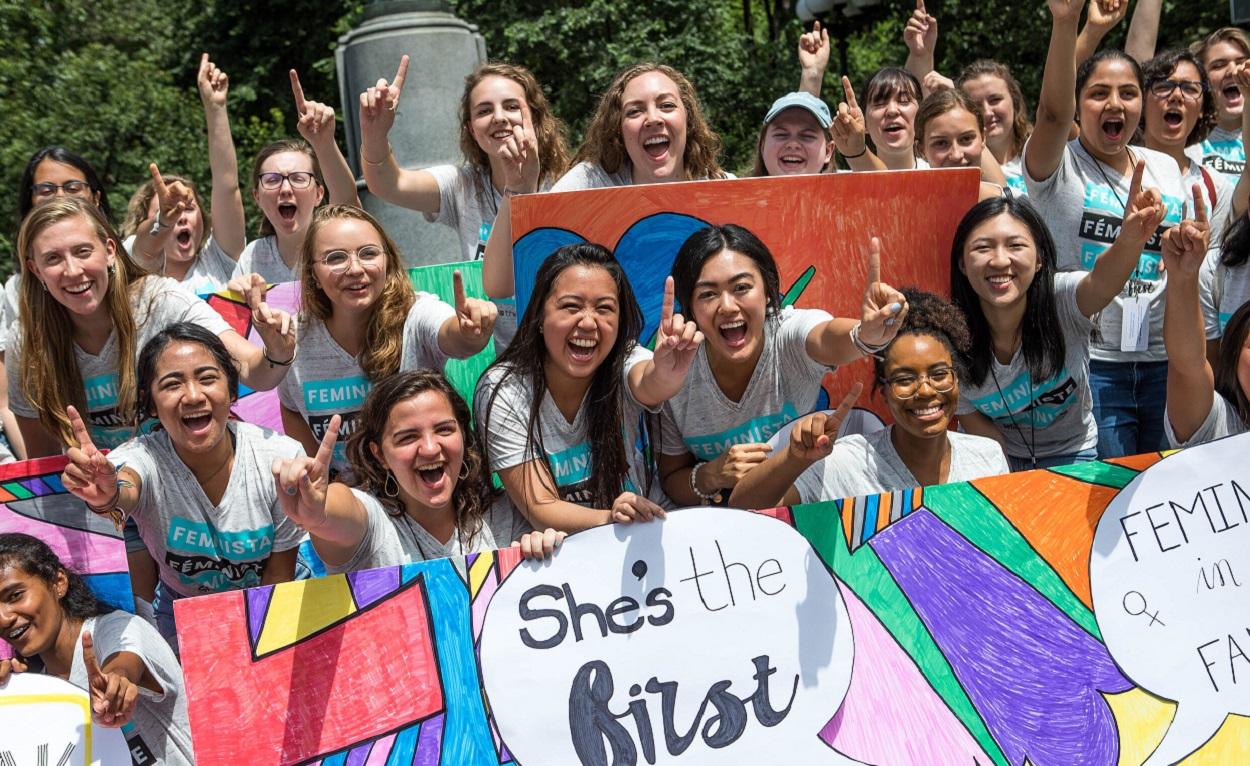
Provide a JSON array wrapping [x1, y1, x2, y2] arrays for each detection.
[[551, 162, 634, 192], [794, 427, 1009, 502], [1187, 126, 1245, 186], [237, 235, 296, 284], [122, 234, 241, 294], [1026, 139, 1186, 362], [6, 276, 231, 449], [70, 611, 195, 766], [326, 489, 532, 574], [108, 421, 306, 597], [956, 272, 1099, 459], [659, 307, 832, 460], [279, 295, 454, 470], [475, 344, 656, 507], [1165, 392, 1248, 447], [0, 273, 18, 353]]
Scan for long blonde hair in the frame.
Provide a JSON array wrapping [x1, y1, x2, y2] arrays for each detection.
[[574, 63, 725, 180], [299, 205, 415, 380], [17, 198, 149, 445]]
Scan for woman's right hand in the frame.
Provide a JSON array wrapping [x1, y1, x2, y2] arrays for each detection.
[[1161, 184, 1211, 279], [497, 110, 541, 194], [610, 492, 666, 524], [149, 163, 192, 230], [798, 21, 830, 75], [787, 383, 863, 463], [1048, 0, 1085, 23], [513, 528, 568, 560], [0, 656, 28, 686], [272, 415, 340, 531], [707, 442, 773, 490], [196, 53, 229, 112], [359, 56, 408, 159], [903, 0, 938, 58], [60, 406, 117, 509]]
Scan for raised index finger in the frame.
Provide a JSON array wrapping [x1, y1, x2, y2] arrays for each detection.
[[149, 163, 169, 199], [660, 276, 675, 334], [315, 414, 341, 471], [66, 405, 95, 451], [866, 237, 882, 286], [1126, 159, 1145, 206], [393, 55, 409, 94], [841, 76, 858, 110], [452, 270, 468, 312], [289, 69, 307, 113], [82, 631, 104, 687], [1191, 182, 1208, 224]]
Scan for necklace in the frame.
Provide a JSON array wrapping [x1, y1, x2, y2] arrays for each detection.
[[989, 365, 1038, 470]]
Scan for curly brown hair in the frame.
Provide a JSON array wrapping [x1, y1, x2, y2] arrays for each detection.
[[573, 63, 725, 180], [346, 371, 498, 546], [458, 62, 572, 195], [299, 205, 415, 381]]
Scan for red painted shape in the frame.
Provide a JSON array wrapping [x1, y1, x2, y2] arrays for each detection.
[[205, 293, 253, 338], [176, 578, 444, 765]]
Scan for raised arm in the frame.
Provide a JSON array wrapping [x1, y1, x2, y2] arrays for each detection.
[[1124, 0, 1162, 63], [627, 277, 703, 407], [1231, 63, 1250, 218], [481, 111, 540, 298], [59, 406, 142, 521], [1163, 186, 1215, 444], [798, 21, 830, 97], [832, 76, 888, 172], [359, 56, 443, 212], [1075, 160, 1166, 315], [291, 69, 361, 208], [223, 277, 297, 390], [805, 237, 907, 365], [128, 163, 192, 272], [437, 270, 498, 357], [1075, 0, 1129, 66], [903, 0, 939, 90], [1027, 0, 1085, 183], [198, 54, 246, 258]]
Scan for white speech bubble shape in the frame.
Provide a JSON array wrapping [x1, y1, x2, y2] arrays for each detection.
[[480, 506, 862, 765], [0, 673, 131, 765], [1091, 432, 1250, 765]]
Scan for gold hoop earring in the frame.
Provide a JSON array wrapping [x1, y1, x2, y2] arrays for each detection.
[[383, 471, 399, 498], [458, 462, 470, 481]]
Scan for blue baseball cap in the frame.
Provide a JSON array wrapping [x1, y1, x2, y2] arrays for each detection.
[[763, 92, 832, 129]]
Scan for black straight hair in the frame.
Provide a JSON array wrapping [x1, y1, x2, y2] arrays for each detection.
[[17, 146, 112, 223], [1221, 213, 1250, 269], [1215, 302, 1250, 426], [1077, 49, 1145, 101], [670, 224, 783, 318], [479, 243, 647, 510], [949, 196, 1067, 387], [135, 322, 239, 420]]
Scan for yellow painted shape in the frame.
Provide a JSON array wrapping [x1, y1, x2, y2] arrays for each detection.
[[255, 576, 358, 655], [469, 549, 494, 598], [1106, 688, 1250, 764], [0, 692, 93, 761]]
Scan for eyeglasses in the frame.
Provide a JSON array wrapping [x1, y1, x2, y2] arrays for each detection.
[[881, 367, 957, 399], [315, 245, 386, 273], [258, 171, 315, 190], [31, 180, 90, 198], [1148, 79, 1205, 100]]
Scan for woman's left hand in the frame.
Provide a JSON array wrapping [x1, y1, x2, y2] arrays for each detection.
[[651, 276, 703, 380], [497, 111, 541, 194], [453, 270, 498, 341], [291, 69, 337, 150], [83, 632, 138, 728], [251, 294, 296, 365], [858, 237, 909, 347], [513, 528, 567, 560]]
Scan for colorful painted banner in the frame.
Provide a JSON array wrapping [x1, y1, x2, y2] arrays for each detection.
[[510, 170, 980, 417], [0, 674, 131, 765], [173, 433, 1250, 764]]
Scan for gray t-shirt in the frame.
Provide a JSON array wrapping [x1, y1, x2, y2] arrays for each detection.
[[956, 271, 1099, 459], [475, 344, 655, 507], [70, 611, 195, 766], [279, 294, 454, 471], [1187, 125, 1244, 186], [550, 161, 633, 192], [6, 276, 231, 449], [123, 234, 241, 294], [1188, 161, 1236, 339], [1165, 392, 1248, 447], [659, 306, 832, 460], [1002, 154, 1027, 197], [794, 427, 1010, 502], [1201, 254, 1250, 338], [109, 421, 305, 597], [0, 273, 18, 353], [326, 489, 532, 574], [1026, 140, 1186, 362], [237, 235, 296, 284]]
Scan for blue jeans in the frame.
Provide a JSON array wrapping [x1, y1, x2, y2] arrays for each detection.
[[1089, 359, 1169, 459], [1008, 447, 1098, 472]]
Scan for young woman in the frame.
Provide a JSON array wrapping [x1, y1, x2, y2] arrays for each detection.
[[58, 324, 306, 648], [475, 243, 702, 532], [1189, 28, 1250, 186], [273, 371, 562, 571], [120, 54, 245, 293], [235, 70, 360, 284], [751, 91, 834, 176], [860, 67, 926, 171], [1205, 212, 1250, 352], [1162, 190, 1248, 445], [729, 290, 1009, 507], [279, 205, 496, 474], [1025, 0, 1188, 459], [956, 60, 1034, 195], [658, 224, 907, 505], [951, 179, 1167, 471], [0, 534, 195, 764], [914, 88, 1009, 199]]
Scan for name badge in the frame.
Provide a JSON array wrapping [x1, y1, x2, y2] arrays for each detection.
[[1120, 294, 1150, 352]]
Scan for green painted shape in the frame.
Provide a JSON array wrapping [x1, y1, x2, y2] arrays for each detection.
[[780, 265, 815, 308], [921, 482, 1102, 639], [407, 262, 496, 406], [2, 481, 32, 499], [791, 501, 1009, 766], [1048, 459, 1138, 488]]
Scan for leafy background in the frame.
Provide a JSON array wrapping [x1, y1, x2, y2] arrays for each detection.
[[0, 0, 1230, 275]]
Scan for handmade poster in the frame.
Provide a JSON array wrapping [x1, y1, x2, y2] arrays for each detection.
[[509, 170, 980, 418], [0, 455, 132, 661], [0, 673, 131, 765], [175, 435, 1250, 764]]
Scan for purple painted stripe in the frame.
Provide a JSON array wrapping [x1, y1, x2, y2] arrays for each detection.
[[246, 585, 275, 647], [19, 477, 51, 496], [344, 741, 373, 766], [412, 712, 445, 766], [347, 566, 401, 609], [871, 510, 1130, 766]]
